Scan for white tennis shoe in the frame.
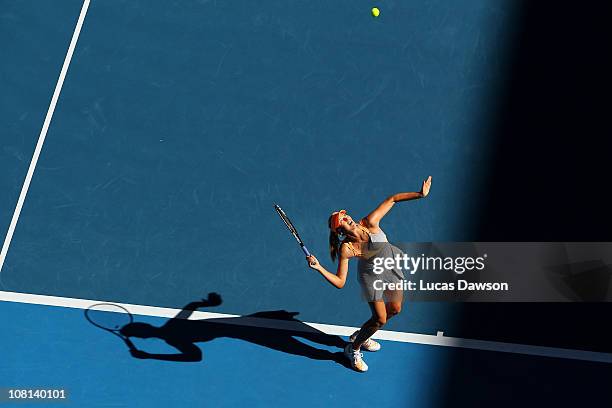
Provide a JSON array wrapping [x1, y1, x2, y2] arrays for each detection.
[[349, 330, 381, 352], [344, 343, 368, 372]]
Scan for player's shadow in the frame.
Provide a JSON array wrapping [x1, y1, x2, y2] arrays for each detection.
[[119, 293, 350, 368]]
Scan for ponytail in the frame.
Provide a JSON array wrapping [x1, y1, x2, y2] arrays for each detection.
[[328, 215, 341, 262], [329, 230, 341, 262]]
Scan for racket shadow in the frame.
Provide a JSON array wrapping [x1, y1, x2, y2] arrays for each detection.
[[94, 293, 351, 369]]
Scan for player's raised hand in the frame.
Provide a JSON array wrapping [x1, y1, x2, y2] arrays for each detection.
[[421, 176, 432, 197]]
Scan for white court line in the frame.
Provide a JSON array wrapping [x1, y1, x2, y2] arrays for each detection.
[[0, 0, 91, 274], [1, 290, 611, 364]]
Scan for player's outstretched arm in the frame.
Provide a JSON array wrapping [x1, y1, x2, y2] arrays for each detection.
[[363, 176, 432, 228]]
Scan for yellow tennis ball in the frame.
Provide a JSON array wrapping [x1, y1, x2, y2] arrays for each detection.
[[372, 7, 380, 17]]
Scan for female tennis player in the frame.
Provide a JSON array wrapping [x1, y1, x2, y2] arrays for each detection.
[[306, 176, 432, 372]]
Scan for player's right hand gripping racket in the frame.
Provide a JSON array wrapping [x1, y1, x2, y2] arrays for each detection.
[[274, 204, 312, 257], [85, 303, 137, 351]]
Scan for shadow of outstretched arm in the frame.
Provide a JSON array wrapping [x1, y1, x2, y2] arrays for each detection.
[[173, 292, 222, 320], [131, 341, 202, 362]]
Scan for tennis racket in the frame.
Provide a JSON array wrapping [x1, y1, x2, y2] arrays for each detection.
[[274, 204, 312, 257], [85, 303, 137, 351]]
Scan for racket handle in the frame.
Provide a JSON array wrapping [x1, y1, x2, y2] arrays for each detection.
[[301, 245, 311, 257]]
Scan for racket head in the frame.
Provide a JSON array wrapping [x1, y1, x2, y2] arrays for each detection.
[[274, 205, 299, 237], [85, 303, 134, 332]]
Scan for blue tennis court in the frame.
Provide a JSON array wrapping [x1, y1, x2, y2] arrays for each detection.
[[1, 1, 610, 406]]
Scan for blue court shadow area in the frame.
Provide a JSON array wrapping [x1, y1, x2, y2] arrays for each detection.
[[0, 0, 83, 247], [2, 0, 514, 332], [0, 301, 609, 407]]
